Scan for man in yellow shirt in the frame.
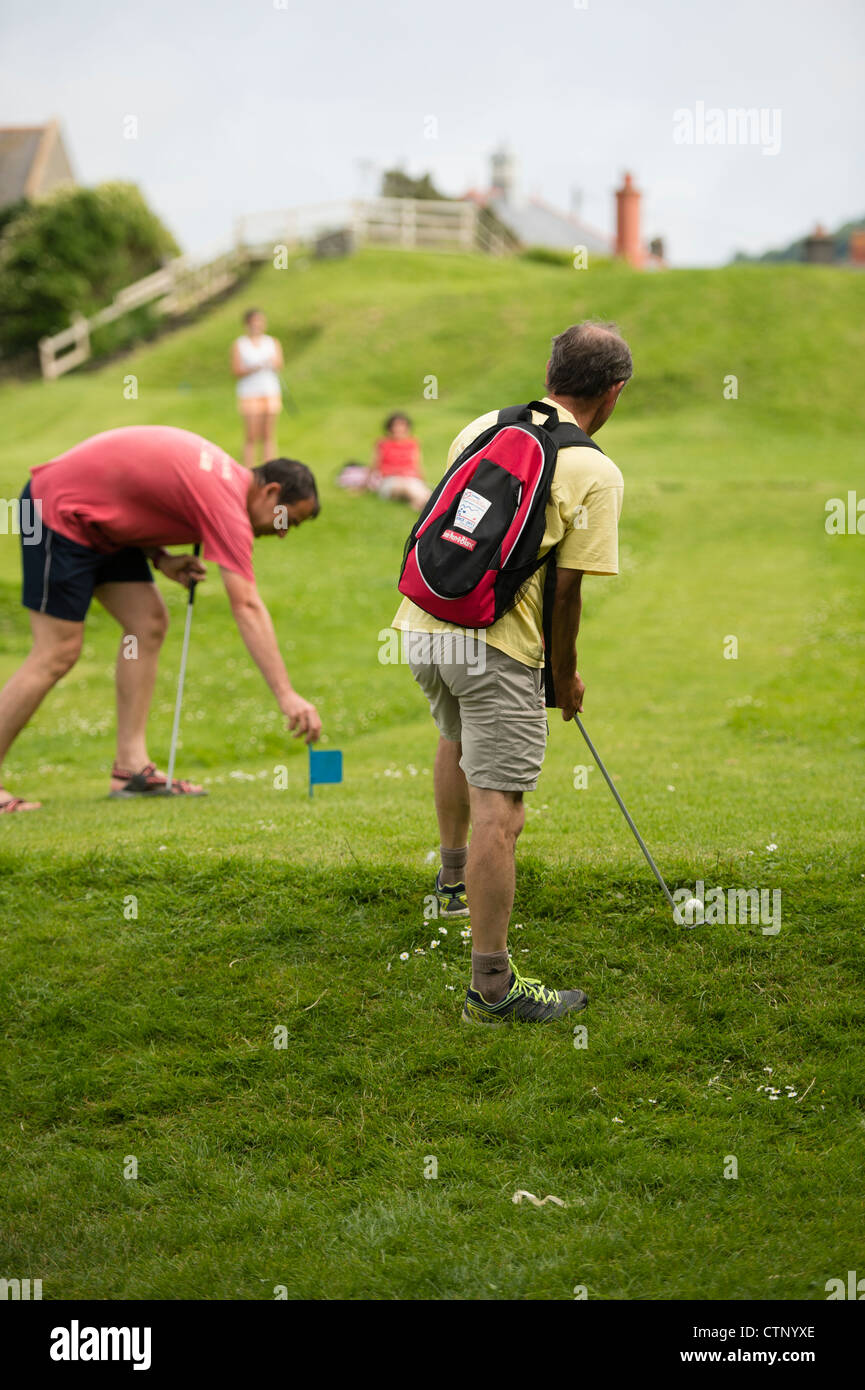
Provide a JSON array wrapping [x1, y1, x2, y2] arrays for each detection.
[[392, 321, 632, 1024]]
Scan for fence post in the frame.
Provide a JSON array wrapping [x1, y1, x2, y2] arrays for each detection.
[[401, 200, 416, 248], [38, 336, 55, 380], [462, 203, 477, 250], [352, 201, 367, 246], [73, 312, 90, 363]]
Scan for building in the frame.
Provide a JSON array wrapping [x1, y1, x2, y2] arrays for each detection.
[[466, 149, 664, 267], [0, 119, 76, 211], [802, 223, 836, 265], [733, 216, 865, 267]]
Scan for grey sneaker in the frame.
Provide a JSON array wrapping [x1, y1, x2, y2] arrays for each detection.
[[461, 966, 588, 1025], [435, 868, 470, 919]]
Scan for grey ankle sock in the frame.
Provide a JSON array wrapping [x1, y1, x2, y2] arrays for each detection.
[[471, 949, 511, 1004], [440, 844, 468, 884]]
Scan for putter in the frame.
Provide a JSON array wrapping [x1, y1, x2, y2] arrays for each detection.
[[574, 714, 679, 916], [164, 544, 201, 794]]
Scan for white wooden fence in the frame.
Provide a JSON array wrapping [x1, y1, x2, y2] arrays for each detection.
[[39, 198, 509, 380], [236, 196, 510, 260], [38, 247, 248, 380]]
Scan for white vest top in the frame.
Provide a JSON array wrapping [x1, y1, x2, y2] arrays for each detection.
[[235, 335, 281, 398]]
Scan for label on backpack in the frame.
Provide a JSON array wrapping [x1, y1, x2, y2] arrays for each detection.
[[441, 528, 477, 551], [453, 487, 491, 534]]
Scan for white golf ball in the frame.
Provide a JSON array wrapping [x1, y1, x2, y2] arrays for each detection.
[[678, 897, 703, 926]]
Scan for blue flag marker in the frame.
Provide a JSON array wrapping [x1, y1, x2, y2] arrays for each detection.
[[309, 747, 343, 798]]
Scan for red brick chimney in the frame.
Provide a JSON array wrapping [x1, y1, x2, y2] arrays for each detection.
[[848, 229, 865, 265], [615, 172, 644, 268]]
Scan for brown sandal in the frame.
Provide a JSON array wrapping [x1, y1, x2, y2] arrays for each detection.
[[109, 762, 207, 798], [0, 795, 42, 813]]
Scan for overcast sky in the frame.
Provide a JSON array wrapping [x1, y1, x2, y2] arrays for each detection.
[[2, 0, 863, 265]]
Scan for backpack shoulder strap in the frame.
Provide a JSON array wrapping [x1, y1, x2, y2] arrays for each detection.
[[496, 403, 534, 426], [496, 400, 559, 429], [546, 420, 604, 454], [497, 402, 604, 454]]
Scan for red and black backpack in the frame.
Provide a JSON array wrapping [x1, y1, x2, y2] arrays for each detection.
[[398, 400, 603, 628]]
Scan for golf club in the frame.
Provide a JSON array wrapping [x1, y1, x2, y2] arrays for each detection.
[[279, 375, 298, 414], [165, 543, 201, 794], [574, 714, 682, 919]]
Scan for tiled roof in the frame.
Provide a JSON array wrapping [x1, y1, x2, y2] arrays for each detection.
[[0, 127, 44, 208], [489, 195, 613, 255]]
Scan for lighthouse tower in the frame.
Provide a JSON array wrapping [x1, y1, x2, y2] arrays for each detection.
[[490, 147, 516, 204]]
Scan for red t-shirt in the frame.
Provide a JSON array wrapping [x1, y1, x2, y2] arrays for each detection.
[[375, 437, 422, 479], [30, 426, 255, 583]]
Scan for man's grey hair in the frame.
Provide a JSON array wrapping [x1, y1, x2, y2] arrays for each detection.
[[548, 321, 633, 400]]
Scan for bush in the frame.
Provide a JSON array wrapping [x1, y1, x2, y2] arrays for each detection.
[[519, 246, 573, 267], [0, 182, 179, 362], [379, 169, 445, 201]]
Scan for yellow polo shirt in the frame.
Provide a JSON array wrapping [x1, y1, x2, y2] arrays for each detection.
[[391, 398, 623, 669]]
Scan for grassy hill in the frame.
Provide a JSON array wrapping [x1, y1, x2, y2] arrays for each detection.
[[0, 249, 863, 1300]]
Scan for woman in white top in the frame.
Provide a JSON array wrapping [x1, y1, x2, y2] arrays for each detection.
[[231, 308, 285, 468]]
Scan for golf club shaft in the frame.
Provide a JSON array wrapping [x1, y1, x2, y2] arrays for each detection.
[[279, 376, 297, 413], [574, 715, 678, 913], [165, 545, 201, 792]]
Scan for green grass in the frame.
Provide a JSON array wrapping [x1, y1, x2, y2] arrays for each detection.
[[0, 249, 863, 1300]]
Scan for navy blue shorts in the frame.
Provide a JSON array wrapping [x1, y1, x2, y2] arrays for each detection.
[[20, 481, 153, 623]]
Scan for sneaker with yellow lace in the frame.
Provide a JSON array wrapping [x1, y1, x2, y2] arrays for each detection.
[[461, 964, 588, 1025], [435, 868, 470, 919]]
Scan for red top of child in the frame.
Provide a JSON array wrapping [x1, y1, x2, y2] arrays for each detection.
[[375, 437, 422, 479]]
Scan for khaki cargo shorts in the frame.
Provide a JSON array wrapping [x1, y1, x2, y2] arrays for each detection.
[[407, 633, 547, 792]]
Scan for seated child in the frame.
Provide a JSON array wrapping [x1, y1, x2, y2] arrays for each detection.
[[368, 413, 431, 513]]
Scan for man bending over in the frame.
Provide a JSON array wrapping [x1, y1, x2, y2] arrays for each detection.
[[0, 425, 321, 811]]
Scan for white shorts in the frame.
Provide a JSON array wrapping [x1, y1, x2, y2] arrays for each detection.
[[376, 475, 420, 499]]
